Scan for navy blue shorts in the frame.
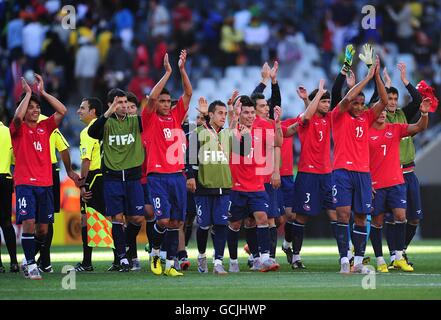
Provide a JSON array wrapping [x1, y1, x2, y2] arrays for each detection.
[[264, 183, 284, 218], [103, 178, 144, 217], [404, 171, 423, 220], [333, 169, 372, 214], [15, 185, 54, 225], [195, 195, 230, 227], [187, 191, 197, 216], [229, 191, 269, 222], [293, 172, 335, 216], [142, 182, 152, 206], [372, 184, 407, 216], [281, 175, 295, 209], [148, 173, 187, 221]]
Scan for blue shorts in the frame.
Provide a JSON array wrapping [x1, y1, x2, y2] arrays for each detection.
[[15, 185, 54, 225], [333, 169, 372, 214], [264, 183, 284, 218], [195, 195, 230, 227], [103, 178, 144, 217], [404, 171, 423, 221], [293, 172, 335, 216], [148, 173, 187, 222], [372, 184, 407, 216], [281, 175, 295, 209], [142, 183, 152, 206], [229, 191, 269, 222], [187, 191, 197, 216]]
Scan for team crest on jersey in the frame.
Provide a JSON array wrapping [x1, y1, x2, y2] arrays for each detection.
[[303, 204, 311, 211], [357, 117, 366, 122], [385, 131, 393, 138], [37, 128, 45, 134], [321, 119, 327, 125]]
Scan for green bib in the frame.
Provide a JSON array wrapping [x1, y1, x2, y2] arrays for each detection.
[[386, 109, 415, 165], [103, 115, 144, 170]]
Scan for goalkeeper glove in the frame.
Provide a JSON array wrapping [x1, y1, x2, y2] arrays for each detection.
[[342, 44, 355, 73], [359, 43, 374, 68]]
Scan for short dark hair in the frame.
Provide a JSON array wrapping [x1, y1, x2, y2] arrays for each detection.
[[17, 92, 40, 108], [208, 100, 226, 113], [126, 91, 139, 108], [238, 95, 255, 108], [250, 92, 266, 105], [160, 88, 171, 96], [387, 87, 399, 96], [106, 88, 126, 104], [308, 89, 331, 101], [82, 97, 103, 117]]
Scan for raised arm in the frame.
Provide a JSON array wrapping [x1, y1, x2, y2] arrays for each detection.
[[13, 78, 32, 128], [371, 57, 389, 118], [253, 62, 271, 95], [35, 74, 67, 126], [268, 61, 281, 119], [407, 97, 430, 136], [398, 62, 423, 122], [146, 53, 173, 113], [227, 90, 240, 127], [179, 49, 192, 110], [338, 59, 376, 113], [301, 79, 326, 122], [297, 85, 310, 109]]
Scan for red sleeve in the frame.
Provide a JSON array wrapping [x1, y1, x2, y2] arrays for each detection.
[[171, 97, 187, 125], [44, 115, 57, 134], [367, 108, 377, 126], [9, 121, 17, 138], [281, 117, 298, 127], [331, 104, 344, 121], [398, 123, 410, 138], [141, 105, 156, 130]]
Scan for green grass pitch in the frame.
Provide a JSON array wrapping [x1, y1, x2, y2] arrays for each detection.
[[1, 239, 441, 300]]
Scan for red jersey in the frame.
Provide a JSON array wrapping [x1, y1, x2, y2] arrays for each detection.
[[10, 115, 57, 187], [230, 124, 268, 192], [297, 113, 332, 174], [331, 107, 376, 172], [369, 123, 409, 189], [280, 118, 298, 176], [142, 97, 187, 174], [253, 116, 278, 184]]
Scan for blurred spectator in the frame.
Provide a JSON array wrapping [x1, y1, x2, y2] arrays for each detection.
[[220, 16, 243, 70], [277, 24, 305, 78], [329, 0, 357, 55], [104, 37, 132, 89], [200, 9, 223, 65], [75, 36, 100, 98], [386, 2, 415, 53], [96, 21, 114, 63], [133, 40, 150, 70], [6, 10, 24, 59], [148, 0, 171, 41], [113, 3, 134, 50], [127, 65, 154, 102], [234, 4, 252, 34], [243, 15, 269, 66], [22, 17, 47, 72], [172, 0, 192, 32]]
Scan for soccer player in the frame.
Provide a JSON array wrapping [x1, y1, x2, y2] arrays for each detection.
[[185, 97, 246, 274], [11, 74, 67, 280], [248, 61, 284, 265], [72, 97, 105, 272], [332, 55, 388, 274], [0, 120, 18, 273], [227, 95, 281, 273], [368, 98, 430, 272], [36, 114, 79, 273], [284, 79, 338, 269], [142, 50, 192, 277], [381, 64, 424, 268], [88, 88, 145, 272]]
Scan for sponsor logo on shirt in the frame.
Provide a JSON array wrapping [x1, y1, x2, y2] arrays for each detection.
[[108, 134, 135, 146], [400, 200, 407, 204], [370, 136, 379, 140], [346, 161, 353, 165], [136, 206, 144, 211], [155, 164, 162, 168], [30, 178, 37, 182]]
